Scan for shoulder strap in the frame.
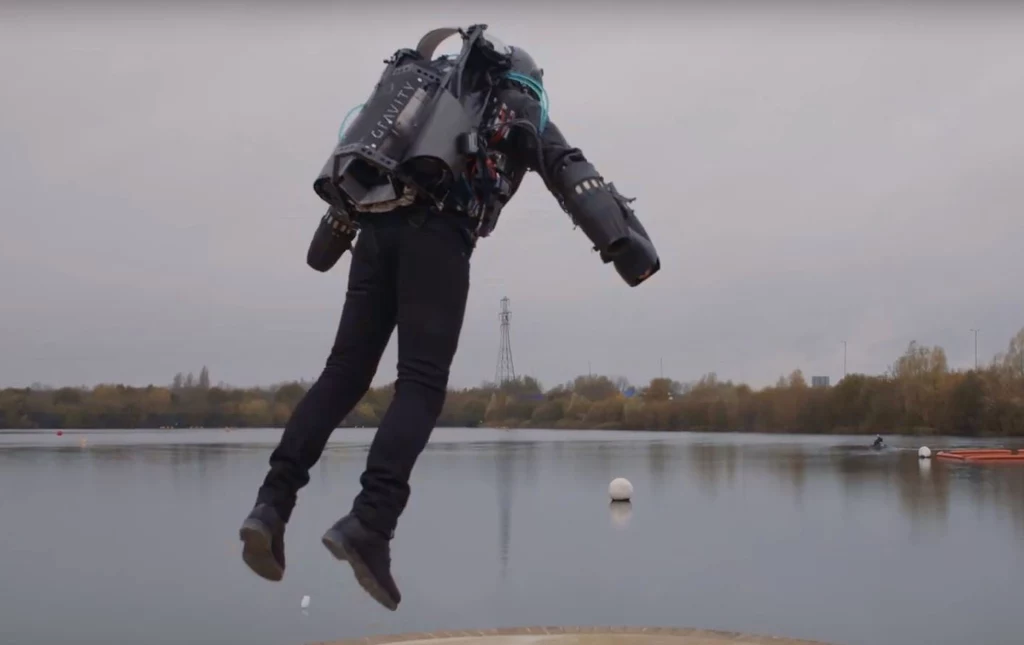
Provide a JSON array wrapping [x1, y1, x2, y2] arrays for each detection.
[[415, 27, 461, 60]]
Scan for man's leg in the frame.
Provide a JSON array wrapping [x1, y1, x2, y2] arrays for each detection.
[[321, 215, 472, 609], [241, 226, 398, 581]]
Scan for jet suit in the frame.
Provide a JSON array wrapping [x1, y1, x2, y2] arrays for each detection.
[[239, 25, 660, 612]]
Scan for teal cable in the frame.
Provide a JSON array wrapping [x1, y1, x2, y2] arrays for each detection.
[[504, 71, 549, 133], [337, 103, 365, 141]]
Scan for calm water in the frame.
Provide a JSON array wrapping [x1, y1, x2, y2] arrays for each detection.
[[1, 429, 1023, 645]]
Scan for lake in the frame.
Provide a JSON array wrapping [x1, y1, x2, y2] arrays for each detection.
[[1, 428, 1023, 645]]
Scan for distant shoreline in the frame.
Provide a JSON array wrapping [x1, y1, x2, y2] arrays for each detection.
[[3, 333, 1023, 436], [1, 424, 1014, 439]]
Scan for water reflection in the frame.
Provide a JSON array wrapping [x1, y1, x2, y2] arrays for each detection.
[[658, 437, 1024, 541], [896, 454, 950, 533], [686, 442, 740, 496], [495, 442, 514, 576], [646, 440, 670, 494], [3, 429, 1024, 645], [492, 439, 540, 575], [963, 462, 1024, 537], [13, 431, 1015, 543], [609, 501, 632, 529]]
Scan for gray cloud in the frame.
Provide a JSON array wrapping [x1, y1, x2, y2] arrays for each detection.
[[1, 3, 1023, 390]]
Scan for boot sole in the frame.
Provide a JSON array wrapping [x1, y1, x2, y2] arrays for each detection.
[[321, 529, 398, 611], [239, 520, 284, 582]]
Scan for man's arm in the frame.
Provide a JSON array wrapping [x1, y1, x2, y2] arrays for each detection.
[[504, 96, 660, 286], [306, 206, 358, 273]]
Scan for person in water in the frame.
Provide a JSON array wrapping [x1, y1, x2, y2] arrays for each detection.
[[237, 26, 660, 611], [873, 435, 885, 448]]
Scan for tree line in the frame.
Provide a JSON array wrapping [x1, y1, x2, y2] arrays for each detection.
[[2, 328, 1023, 436]]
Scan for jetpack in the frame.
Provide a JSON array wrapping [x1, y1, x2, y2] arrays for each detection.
[[312, 25, 513, 215]]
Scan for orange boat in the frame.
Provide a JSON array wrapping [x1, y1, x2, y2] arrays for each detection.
[[935, 448, 1024, 463]]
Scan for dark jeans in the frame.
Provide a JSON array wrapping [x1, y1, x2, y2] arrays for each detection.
[[256, 211, 473, 536]]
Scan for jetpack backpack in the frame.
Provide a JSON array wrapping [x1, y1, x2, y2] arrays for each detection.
[[312, 25, 520, 215]]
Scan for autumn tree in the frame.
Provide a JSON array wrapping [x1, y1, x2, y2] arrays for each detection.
[[7, 325, 1024, 436], [572, 375, 620, 401]]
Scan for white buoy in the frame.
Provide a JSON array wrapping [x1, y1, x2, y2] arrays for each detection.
[[300, 595, 310, 609], [609, 477, 633, 501], [918, 446, 932, 459]]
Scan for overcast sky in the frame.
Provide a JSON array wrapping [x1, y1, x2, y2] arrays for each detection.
[[1, 2, 1023, 390]]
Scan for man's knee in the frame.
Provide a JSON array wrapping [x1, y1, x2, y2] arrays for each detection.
[[396, 336, 453, 386], [393, 373, 448, 417], [322, 351, 377, 393]]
